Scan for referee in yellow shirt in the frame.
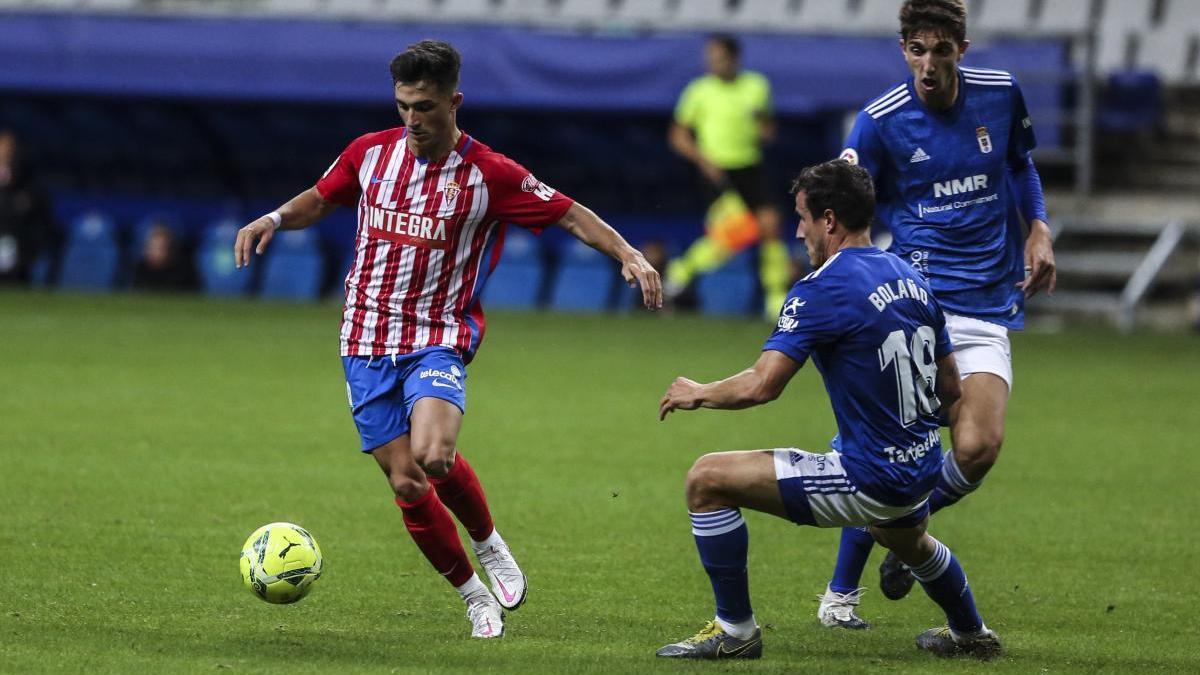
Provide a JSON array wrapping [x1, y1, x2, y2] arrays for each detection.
[[667, 34, 789, 318]]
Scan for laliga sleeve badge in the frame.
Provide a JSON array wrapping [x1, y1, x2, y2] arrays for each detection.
[[976, 126, 993, 154], [776, 296, 806, 332]]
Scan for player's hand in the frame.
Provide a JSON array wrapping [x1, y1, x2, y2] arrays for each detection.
[[234, 216, 280, 268], [699, 161, 728, 189], [1017, 219, 1056, 298], [621, 251, 663, 311], [660, 377, 703, 421]]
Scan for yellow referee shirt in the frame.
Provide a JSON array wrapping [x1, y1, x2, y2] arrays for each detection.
[[674, 71, 773, 170]]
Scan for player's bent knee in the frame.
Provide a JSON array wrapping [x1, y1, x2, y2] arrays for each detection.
[[412, 441, 457, 478], [870, 525, 931, 566], [954, 432, 1003, 480], [685, 454, 731, 511], [419, 454, 455, 478], [388, 473, 430, 503]]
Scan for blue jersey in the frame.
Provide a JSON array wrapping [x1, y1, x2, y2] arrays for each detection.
[[842, 68, 1037, 329], [764, 247, 953, 506]]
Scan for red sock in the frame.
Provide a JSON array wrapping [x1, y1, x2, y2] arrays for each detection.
[[429, 453, 495, 543], [396, 488, 474, 588]]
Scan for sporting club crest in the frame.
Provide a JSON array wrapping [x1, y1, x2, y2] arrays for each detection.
[[442, 181, 461, 207]]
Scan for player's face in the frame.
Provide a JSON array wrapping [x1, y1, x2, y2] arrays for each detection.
[[394, 81, 463, 154], [901, 31, 969, 106], [794, 190, 829, 268], [705, 42, 738, 80]]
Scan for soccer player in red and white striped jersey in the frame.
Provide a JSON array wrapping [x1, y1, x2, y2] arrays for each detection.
[[234, 40, 661, 639]]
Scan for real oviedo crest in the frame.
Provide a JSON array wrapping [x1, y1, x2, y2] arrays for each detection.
[[976, 126, 993, 154]]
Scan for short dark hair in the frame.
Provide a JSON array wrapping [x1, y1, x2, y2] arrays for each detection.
[[790, 160, 876, 233], [707, 34, 740, 59], [390, 40, 461, 93], [899, 0, 967, 45]]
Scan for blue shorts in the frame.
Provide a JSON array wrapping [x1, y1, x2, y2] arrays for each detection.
[[772, 449, 930, 529], [342, 347, 467, 453]]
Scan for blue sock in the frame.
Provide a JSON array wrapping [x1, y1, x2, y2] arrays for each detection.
[[690, 509, 752, 624], [910, 538, 983, 634], [928, 450, 981, 515], [830, 527, 875, 594]]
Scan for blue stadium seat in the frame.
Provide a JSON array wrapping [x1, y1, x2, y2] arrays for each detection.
[[260, 229, 325, 301], [696, 249, 758, 316], [58, 211, 119, 292], [549, 238, 617, 313], [1098, 70, 1163, 133], [125, 212, 185, 287], [482, 228, 545, 310], [197, 220, 254, 297]]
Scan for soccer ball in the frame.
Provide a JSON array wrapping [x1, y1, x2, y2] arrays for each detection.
[[239, 522, 324, 604]]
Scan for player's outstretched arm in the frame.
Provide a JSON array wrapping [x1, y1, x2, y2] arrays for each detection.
[[234, 188, 338, 268], [659, 350, 800, 420], [556, 203, 662, 310]]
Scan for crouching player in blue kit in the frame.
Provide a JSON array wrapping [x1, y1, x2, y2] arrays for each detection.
[[655, 160, 1001, 661]]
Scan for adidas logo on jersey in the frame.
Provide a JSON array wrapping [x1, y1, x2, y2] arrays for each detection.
[[909, 147, 931, 163]]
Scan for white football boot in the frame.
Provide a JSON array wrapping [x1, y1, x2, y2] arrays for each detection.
[[474, 539, 528, 610], [465, 592, 504, 639], [817, 585, 870, 630]]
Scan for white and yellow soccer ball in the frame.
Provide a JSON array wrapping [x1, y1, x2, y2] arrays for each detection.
[[239, 522, 324, 604]]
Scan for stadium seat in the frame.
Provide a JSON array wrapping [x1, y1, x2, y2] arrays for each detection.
[[844, 0, 902, 34], [728, 0, 805, 32], [29, 255, 54, 288], [1160, 0, 1200, 34], [1137, 28, 1196, 83], [696, 249, 758, 316], [793, 0, 854, 33], [436, 0, 494, 21], [677, 0, 735, 29], [549, 238, 617, 313], [1097, 0, 1155, 72], [197, 220, 254, 297], [258, 0, 326, 17], [58, 211, 119, 292], [483, 228, 545, 310], [1037, 0, 1094, 34], [260, 229, 326, 301], [1098, 70, 1163, 132], [615, 0, 678, 28], [975, 0, 1035, 33], [491, 0, 548, 23], [556, 0, 616, 24]]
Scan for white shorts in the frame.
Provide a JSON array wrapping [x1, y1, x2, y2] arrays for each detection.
[[945, 312, 1012, 391], [772, 450, 929, 529]]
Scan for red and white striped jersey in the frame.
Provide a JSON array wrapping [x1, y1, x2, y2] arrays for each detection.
[[316, 128, 574, 361]]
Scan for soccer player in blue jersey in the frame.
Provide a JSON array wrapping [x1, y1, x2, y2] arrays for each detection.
[[656, 159, 1000, 661], [815, 0, 1058, 629]]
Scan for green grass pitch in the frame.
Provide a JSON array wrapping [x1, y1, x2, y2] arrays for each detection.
[[1, 290, 1197, 673]]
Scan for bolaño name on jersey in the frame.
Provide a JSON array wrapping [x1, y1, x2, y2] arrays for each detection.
[[364, 204, 450, 249], [868, 276, 929, 312]]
